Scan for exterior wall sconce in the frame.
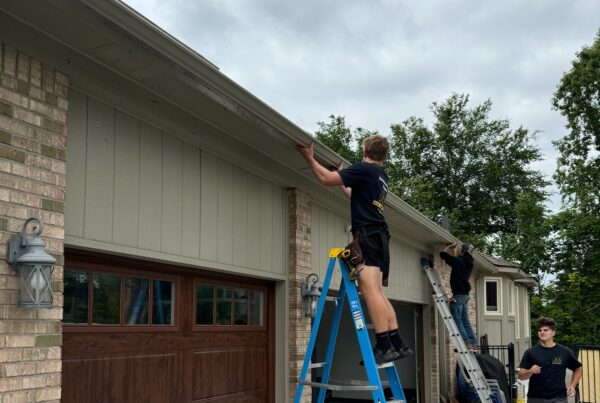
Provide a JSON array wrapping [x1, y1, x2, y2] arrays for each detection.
[[6, 218, 56, 309], [301, 273, 321, 318]]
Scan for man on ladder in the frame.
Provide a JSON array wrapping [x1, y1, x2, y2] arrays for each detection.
[[297, 135, 411, 363]]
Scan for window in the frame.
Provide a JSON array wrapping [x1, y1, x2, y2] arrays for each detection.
[[484, 277, 502, 315], [63, 268, 175, 326], [195, 283, 264, 327], [508, 281, 515, 316]]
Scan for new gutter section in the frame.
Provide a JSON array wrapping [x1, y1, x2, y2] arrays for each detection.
[[81, 0, 498, 274]]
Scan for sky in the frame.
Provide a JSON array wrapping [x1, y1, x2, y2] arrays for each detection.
[[123, 0, 599, 211]]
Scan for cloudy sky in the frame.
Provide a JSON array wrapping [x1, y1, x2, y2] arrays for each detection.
[[123, 0, 599, 210]]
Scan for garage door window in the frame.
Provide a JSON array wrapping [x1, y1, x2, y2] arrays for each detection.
[[63, 268, 175, 326], [195, 283, 264, 327]]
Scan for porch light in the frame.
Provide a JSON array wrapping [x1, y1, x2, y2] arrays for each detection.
[[6, 218, 56, 309], [301, 273, 321, 318]]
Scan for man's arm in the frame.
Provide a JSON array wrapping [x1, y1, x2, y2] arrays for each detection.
[[338, 162, 352, 198], [297, 143, 344, 186], [518, 365, 541, 380], [440, 244, 458, 266], [567, 367, 583, 397]]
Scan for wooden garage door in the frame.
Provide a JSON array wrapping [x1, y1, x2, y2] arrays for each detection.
[[62, 250, 274, 403]]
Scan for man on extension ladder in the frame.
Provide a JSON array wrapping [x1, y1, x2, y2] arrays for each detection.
[[298, 135, 412, 363]]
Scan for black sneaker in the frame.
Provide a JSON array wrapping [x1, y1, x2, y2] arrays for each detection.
[[360, 347, 401, 365], [394, 346, 414, 360]]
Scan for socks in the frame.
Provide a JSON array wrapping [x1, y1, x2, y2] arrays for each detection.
[[375, 331, 392, 351], [388, 329, 405, 351]]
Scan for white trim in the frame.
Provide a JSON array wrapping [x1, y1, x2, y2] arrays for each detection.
[[515, 286, 520, 338], [508, 281, 515, 316], [484, 277, 503, 315], [524, 288, 531, 338]]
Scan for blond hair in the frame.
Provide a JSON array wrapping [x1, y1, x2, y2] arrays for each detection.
[[363, 135, 390, 162]]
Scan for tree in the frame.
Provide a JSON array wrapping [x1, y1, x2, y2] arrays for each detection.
[[388, 94, 548, 250], [552, 29, 600, 212], [315, 115, 376, 164]]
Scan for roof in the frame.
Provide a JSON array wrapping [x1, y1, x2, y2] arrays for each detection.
[[0, 0, 498, 274], [482, 254, 538, 287]]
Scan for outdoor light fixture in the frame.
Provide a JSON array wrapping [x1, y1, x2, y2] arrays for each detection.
[[6, 218, 56, 309], [301, 273, 321, 318]]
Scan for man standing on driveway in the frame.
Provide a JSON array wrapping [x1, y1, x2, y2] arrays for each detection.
[[297, 135, 411, 363], [440, 242, 477, 350], [518, 317, 583, 403]]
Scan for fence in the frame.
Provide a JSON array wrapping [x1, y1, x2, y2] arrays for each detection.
[[480, 335, 516, 402], [573, 345, 600, 403]]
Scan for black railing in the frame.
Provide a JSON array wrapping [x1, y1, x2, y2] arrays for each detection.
[[479, 335, 516, 402], [572, 345, 599, 403]]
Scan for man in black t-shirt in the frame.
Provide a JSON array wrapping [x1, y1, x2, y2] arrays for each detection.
[[518, 317, 582, 403], [297, 135, 411, 364], [440, 242, 477, 350]]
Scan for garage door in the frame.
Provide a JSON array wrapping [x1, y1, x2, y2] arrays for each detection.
[[62, 250, 274, 403]]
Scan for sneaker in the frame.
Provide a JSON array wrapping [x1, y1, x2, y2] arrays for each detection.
[[394, 346, 414, 360], [360, 347, 401, 365], [465, 342, 475, 352]]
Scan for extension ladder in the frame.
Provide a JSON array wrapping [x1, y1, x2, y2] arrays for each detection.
[[294, 248, 407, 403], [420, 257, 494, 403]]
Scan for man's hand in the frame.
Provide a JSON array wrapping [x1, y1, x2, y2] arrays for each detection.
[[297, 142, 314, 161], [529, 365, 541, 375], [567, 385, 576, 397]]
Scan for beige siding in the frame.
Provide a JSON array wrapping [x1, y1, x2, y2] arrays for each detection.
[[66, 90, 286, 277], [311, 202, 429, 304]]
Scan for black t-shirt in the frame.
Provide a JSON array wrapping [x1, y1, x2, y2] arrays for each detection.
[[519, 343, 582, 399], [439, 251, 473, 295], [338, 162, 389, 231]]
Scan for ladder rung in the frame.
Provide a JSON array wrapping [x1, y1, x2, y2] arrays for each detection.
[[387, 400, 405, 403], [377, 361, 395, 369], [300, 380, 378, 391], [309, 362, 326, 368]]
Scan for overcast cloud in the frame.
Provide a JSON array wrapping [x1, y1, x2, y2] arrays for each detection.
[[123, 0, 599, 211]]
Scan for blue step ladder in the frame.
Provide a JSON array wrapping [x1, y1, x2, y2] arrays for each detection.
[[294, 247, 406, 403]]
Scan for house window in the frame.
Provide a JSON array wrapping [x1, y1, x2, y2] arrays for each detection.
[[484, 277, 502, 315], [195, 283, 264, 327], [508, 281, 515, 316], [63, 268, 175, 326], [515, 286, 520, 338]]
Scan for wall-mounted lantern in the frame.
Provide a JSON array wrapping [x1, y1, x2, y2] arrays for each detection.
[[6, 218, 56, 309], [301, 273, 321, 318]]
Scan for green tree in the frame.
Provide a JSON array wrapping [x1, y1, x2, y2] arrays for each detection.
[[389, 94, 548, 250], [315, 115, 376, 164]]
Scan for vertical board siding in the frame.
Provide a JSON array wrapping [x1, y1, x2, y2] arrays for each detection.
[[138, 122, 162, 251], [113, 111, 140, 247], [66, 90, 285, 275], [311, 202, 428, 303], [65, 90, 87, 237], [181, 146, 201, 258], [84, 98, 114, 242], [161, 134, 183, 255]]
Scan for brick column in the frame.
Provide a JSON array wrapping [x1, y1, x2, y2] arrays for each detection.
[[0, 43, 67, 403], [287, 189, 312, 402]]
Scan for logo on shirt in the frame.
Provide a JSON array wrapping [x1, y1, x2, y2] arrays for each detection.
[[372, 176, 389, 214], [552, 356, 563, 365]]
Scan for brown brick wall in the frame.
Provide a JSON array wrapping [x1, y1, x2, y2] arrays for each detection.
[[287, 189, 312, 402], [0, 43, 67, 403]]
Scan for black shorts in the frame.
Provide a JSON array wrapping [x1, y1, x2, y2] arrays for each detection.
[[356, 225, 390, 285]]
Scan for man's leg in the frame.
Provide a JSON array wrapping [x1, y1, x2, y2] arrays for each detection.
[[357, 265, 400, 362], [450, 297, 470, 343], [459, 295, 477, 346]]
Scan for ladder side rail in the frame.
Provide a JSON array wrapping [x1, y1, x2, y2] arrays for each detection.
[[338, 259, 388, 402], [425, 264, 494, 402], [294, 257, 337, 403], [384, 365, 407, 402], [316, 277, 347, 403]]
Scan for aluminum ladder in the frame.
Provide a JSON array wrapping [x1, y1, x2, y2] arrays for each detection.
[[420, 257, 494, 403], [294, 248, 406, 403]]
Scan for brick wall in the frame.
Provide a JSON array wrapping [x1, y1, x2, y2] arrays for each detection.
[[287, 189, 312, 402], [435, 250, 479, 401], [0, 43, 67, 403]]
